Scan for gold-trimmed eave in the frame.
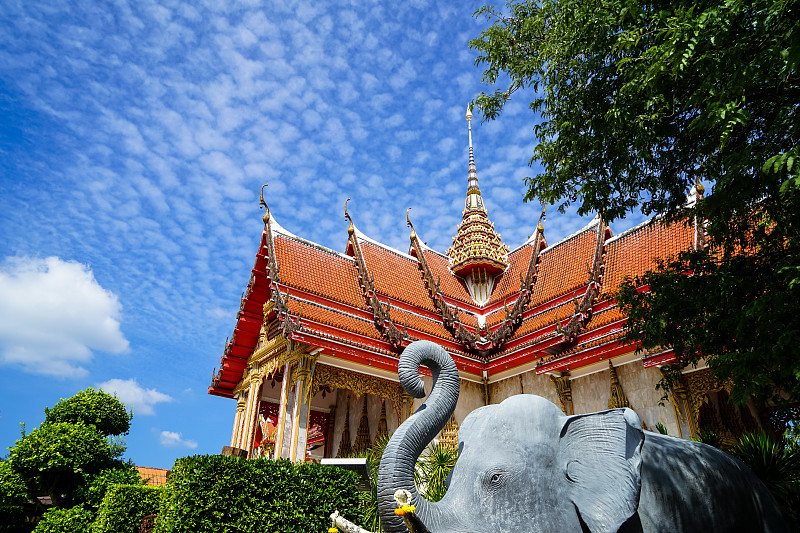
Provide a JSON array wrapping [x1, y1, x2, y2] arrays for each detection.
[[407, 210, 481, 351], [487, 209, 548, 348], [208, 192, 283, 398], [345, 203, 412, 351], [556, 215, 611, 342]]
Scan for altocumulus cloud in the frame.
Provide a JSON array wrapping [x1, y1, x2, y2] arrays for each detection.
[[159, 431, 197, 449], [97, 378, 173, 416], [0, 257, 129, 378]]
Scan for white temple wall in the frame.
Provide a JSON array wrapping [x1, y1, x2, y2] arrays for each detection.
[[454, 379, 485, 425], [613, 363, 680, 436], [572, 370, 611, 414], [487, 374, 524, 404], [520, 370, 562, 407]]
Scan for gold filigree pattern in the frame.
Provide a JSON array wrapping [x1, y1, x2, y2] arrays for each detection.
[[376, 400, 388, 441], [550, 371, 574, 415], [439, 414, 459, 450], [684, 368, 733, 429], [608, 361, 631, 409], [312, 364, 406, 421], [353, 396, 372, 453], [336, 401, 352, 458]]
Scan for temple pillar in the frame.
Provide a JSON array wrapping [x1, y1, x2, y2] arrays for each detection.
[[274, 362, 295, 460], [230, 395, 246, 447], [242, 371, 263, 458], [288, 351, 320, 462]]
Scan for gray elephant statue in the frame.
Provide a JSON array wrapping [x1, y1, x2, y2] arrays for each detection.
[[377, 340, 788, 533]]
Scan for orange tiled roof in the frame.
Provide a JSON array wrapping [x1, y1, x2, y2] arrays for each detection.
[[359, 241, 437, 313], [531, 227, 597, 305], [487, 244, 535, 305], [387, 307, 468, 355], [420, 249, 472, 304], [274, 235, 365, 309], [515, 300, 574, 339], [137, 466, 169, 486], [602, 219, 694, 296], [287, 299, 384, 341]]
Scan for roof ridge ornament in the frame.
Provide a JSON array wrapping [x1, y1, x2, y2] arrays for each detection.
[[259, 184, 270, 225], [345, 198, 354, 236], [406, 207, 416, 240]]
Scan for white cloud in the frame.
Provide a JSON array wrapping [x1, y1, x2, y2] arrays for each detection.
[[159, 430, 198, 448], [97, 378, 173, 416], [0, 257, 129, 378]]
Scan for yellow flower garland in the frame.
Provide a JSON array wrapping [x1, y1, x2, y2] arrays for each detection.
[[393, 504, 416, 516]]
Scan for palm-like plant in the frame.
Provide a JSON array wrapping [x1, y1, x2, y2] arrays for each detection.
[[414, 443, 458, 503], [730, 432, 800, 527]]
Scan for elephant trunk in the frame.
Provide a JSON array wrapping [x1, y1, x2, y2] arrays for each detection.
[[377, 341, 461, 533]]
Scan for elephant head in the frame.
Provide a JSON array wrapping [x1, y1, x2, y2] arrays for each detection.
[[378, 340, 645, 533]]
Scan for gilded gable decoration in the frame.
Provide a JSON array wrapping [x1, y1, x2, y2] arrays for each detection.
[[608, 361, 631, 409], [353, 396, 372, 453], [439, 414, 460, 451], [336, 401, 352, 458], [550, 371, 574, 415]]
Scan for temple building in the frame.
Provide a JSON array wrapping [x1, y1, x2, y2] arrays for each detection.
[[208, 108, 763, 462]]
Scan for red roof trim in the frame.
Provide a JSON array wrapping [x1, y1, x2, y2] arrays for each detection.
[[536, 339, 639, 374], [642, 349, 676, 367]]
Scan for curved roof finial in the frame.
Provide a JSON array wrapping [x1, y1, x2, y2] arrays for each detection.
[[406, 207, 416, 240], [538, 204, 546, 232], [344, 198, 354, 236], [259, 184, 270, 224]]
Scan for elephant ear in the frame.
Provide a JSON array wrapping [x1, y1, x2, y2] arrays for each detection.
[[558, 408, 644, 533]]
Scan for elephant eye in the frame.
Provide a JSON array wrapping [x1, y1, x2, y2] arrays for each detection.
[[484, 469, 509, 492]]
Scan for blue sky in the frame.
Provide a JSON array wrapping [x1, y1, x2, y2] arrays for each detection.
[[0, 0, 648, 469]]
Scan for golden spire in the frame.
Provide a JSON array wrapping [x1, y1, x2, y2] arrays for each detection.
[[466, 105, 480, 195], [447, 106, 509, 281]]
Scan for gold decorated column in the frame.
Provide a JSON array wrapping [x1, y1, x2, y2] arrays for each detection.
[[242, 370, 263, 458], [274, 361, 295, 460], [231, 395, 246, 448], [288, 351, 320, 462]]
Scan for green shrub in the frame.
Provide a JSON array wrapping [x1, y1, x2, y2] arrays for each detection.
[[92, 484, 162, 533], [81, 464, 143, 509], [155, 455, 364, 533], [33, 506, 93, 533], [731, 432, 800, 525]]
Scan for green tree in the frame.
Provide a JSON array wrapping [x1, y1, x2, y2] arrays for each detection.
[[4, 388, 139, 529], [7, 421, 114, 508], [44, 387, 132, 437], [470, 0, 800, 410], [0, 460, 30, 532]]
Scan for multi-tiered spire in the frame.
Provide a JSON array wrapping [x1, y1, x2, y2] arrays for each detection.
[[446, 107, 509, 305]]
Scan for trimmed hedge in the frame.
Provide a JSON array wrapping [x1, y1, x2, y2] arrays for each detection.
[[92, 484, 162, 533], [155, 455, 364, 533], [33, 506, 93, 533]]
